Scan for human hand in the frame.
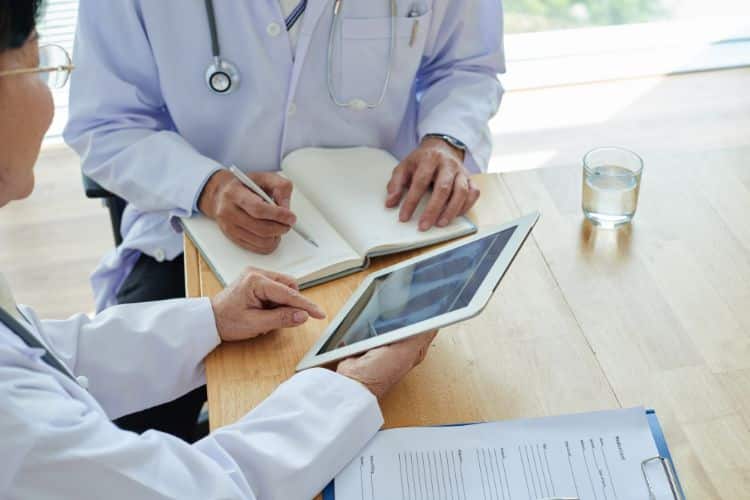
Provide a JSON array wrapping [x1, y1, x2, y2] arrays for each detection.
[[336, 330, 437, 399], [385, 137, 480, 231], [211, 268, 326, 342], [199, 170, 297, 254]]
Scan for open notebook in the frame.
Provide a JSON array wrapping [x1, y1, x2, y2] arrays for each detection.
[[181, 147, 477, 288]]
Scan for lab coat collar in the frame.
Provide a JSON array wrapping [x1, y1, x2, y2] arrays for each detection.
[[298, 0, 329, 39], [290, 0, 329, 92], [283, 0, 330, 161]]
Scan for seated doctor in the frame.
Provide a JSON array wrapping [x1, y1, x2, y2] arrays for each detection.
[[63, 0, 504, 308], [62, 0, 504, 440], [0, 5, 436, 498]]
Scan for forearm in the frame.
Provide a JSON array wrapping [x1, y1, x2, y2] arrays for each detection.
[[35, 298, 220, 419], [195, 369, 383, 500], [417, 0, 506, 173], [3, 365, 380, 500], [418, 71, 503, 173], [66, 113, 222, 215], [4, 385, 249, 499]]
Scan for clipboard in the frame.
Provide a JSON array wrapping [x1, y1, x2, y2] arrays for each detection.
[[323, 409, 685, 500], [645, 409, 686, 500]]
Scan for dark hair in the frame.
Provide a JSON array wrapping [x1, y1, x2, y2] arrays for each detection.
[[0, 1, 43, 52]]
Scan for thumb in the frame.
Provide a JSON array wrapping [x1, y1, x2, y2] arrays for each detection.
[[249, 307, 309, 335]]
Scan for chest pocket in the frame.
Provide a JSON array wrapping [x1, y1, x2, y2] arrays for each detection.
[[339, 9, 432, 106]]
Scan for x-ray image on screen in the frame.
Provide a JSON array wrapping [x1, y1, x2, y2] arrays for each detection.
[[318, 227, 517, 354]]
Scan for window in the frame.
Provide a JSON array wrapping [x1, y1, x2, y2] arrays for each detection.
[[505, 0, 750, 34], [38, 0, 79, 142], [503, 1, 750, 89]]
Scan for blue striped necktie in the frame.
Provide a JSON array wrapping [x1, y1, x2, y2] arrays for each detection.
[[285, 0, 308, 31]]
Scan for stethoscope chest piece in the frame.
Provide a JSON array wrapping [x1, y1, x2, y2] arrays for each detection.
[[206, 56, 240, 95], [204, 0, 240, 95]]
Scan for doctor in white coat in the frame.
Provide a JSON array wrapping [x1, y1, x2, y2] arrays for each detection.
[[63, 0, 505, 310], [63, 0, 504, 440], [0, 7, 436, 498]]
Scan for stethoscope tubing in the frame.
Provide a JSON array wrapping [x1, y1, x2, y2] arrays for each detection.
[[326, 0, 397, 109], [204, 0, 397, 107]]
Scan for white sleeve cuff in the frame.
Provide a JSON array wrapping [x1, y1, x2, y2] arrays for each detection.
[[190, 297, 223, 359]]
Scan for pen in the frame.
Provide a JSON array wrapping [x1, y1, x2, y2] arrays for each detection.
[[228, 166, 319, 248], [408, 5, 420, 47]]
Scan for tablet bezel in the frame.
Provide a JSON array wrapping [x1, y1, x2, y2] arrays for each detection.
[[295, 212, 540, 371]]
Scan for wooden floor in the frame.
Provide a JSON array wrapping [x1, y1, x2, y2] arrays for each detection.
[[0, 146, 112, 317]]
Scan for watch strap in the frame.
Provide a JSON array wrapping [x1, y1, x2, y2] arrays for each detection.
[[423, 133, 467, 151]]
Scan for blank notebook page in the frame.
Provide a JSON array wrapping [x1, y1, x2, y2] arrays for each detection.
[[182, 186, 361, 285], [282, 147, 475, 256]]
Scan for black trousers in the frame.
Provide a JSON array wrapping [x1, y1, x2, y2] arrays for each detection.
[[114, 253, 207, 443]]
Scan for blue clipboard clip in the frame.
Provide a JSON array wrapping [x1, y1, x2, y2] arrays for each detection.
[[641, 455, 682, 500], [645, 409, 686, 500]]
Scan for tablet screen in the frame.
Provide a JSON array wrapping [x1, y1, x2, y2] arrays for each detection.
[[317, 226, 518, 354]]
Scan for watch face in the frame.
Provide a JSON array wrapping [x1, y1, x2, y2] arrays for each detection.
[[446, 136, 467, 150]]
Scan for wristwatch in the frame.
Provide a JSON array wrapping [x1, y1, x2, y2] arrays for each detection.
[[423, 133, 467, 152]]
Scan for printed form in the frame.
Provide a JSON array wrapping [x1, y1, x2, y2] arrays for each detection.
[[334, 407, 676, 500]]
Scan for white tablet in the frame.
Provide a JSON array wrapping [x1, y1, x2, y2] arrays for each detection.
[[296, 212, 540, 371]]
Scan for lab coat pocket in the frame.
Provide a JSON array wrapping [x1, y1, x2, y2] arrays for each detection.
[[340, 10, 432, 107]]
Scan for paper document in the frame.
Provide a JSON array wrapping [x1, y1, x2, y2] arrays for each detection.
[[334, 407, 675, 500]]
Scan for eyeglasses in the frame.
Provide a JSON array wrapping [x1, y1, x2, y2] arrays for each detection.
[[0, 44, 74, 89]]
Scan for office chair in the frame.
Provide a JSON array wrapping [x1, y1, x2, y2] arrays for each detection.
[[81, 174, 127, 246]]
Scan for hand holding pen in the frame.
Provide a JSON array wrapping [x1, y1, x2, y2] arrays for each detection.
[[198, 167, 317, 253], [229, 166, 318, 247]]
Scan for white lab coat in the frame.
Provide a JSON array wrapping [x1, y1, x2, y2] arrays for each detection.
[[63, 0, 505, 310], [0, 299, 382, 499]]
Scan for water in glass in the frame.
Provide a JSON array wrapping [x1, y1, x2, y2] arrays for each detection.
[[582, 164, 640, 227]]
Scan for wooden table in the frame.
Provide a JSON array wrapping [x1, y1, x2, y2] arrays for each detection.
[[185, 160, 750, 499]]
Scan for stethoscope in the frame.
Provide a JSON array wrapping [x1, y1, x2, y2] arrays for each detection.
[[326, 0, 396, 110], [204, 0, 240, 94], [203, 0, 397, 109]]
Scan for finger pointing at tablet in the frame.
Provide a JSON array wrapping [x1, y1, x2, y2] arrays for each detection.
[[337, 330, 438, 399], [211, 267, 326, 342]]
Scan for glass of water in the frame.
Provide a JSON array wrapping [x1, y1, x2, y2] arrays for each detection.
[[582, 147, 643, 227]]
